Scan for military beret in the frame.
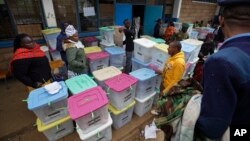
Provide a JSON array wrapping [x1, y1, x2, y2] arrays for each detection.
[[218, 0, 250, 6]]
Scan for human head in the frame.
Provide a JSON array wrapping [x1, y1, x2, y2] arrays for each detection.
[[65, 25, 78, 41], [156, 18, 162, 24], [182, 23, 189, 33], [168, 21, 174, 27], [168, 41, 182, 56], [13, 33, 34, 52], [69, 33, 79, 42], [218, 0, 250, 39], [123, 19, 131, 29], [205, 33, 214, 42], [60, 22, 69, 33]]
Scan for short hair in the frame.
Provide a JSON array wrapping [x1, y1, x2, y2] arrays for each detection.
[[169, 21, 174, 27], [170, 41, 182, 51], [221, 4, 250, 27], [13, 33, 30, 52], [123, 19, 129, 25]]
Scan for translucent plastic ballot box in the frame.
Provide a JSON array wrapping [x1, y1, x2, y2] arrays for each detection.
[[82, 37, 98, 47], [133, 38, 156, 63], [99, 26, 115, 45], [151, 44, 169, 71], [65, 74, 97, 95], [41, 28, 61, 51], [134, 92, 156, 117], [181, 39, 203, 63], [92, 66, 122, 88], [183, 57, 199, 78], [129, 68, 157, 99], [86, 52, 110, 73], [104, 47, 126, 68], [76, 114, 113, 141], [36, 116, 74, 141], [104, 73, 137, 110], [100, 40, 115, 50], [83, 46, 102, 54], [131, 57, 151, 71], [109, 100, 135, 129], [67, 86, 109, 134], [28, 81, 68, 125]]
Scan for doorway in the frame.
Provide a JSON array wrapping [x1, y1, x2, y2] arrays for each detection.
[[132, 5, 145, 26]]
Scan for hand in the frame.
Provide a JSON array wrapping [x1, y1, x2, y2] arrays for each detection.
[[148, 64, 162, 74]]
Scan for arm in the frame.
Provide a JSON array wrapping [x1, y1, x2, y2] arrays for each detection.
[[196, 57, 236, 139], [163, 62, 185, 94], [209, 42, 215, 55], [66, 48, 85, 68], [12, 59, 37, 88]]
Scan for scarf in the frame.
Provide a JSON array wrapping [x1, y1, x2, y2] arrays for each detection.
[[10, 43, 45, 72]]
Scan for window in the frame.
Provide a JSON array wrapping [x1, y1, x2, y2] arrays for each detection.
[[53, 0, 77, 27], [99, 0, 114, 27], [6, 0, 43, 38], [7, 0, 42, 24], [192, 0, 217, 4], [78, 0, 98, 32], [0, 0, 15, 40]]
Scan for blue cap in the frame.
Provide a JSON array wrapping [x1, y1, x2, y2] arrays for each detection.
[[218, 0, 250, 6]]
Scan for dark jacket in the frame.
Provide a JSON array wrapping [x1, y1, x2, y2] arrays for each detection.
[[65, 43, 87, 73], [123, 27, 135, 52], [199, 41, 215, 58], [196, 34, 250, 139], [154, 23, 161, 38], [56, 32, 67, 52], [214, 27, 224, 43], [12, 56, 51, 88]]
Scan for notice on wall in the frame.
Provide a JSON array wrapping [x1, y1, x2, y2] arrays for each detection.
[[83, 7, 96, 17]]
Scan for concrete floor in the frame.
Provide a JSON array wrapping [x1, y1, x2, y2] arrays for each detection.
[[0, 78, 82, 141], [0, 78, 156, 141]]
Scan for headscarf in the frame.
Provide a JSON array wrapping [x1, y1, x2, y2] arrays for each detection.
[[65, 25, 77, 37]]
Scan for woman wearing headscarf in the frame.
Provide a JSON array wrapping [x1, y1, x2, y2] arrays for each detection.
[[63, 25, 87, 78]]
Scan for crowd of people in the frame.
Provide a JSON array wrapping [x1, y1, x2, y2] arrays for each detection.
[[9, 0, 250, 140]]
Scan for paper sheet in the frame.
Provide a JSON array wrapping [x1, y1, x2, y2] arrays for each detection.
[[83, 7, 95, 17], [144, 121, 157, 139]]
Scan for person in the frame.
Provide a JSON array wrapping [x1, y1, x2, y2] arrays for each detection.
[[199, 20, 204, 27], [153, 18, 162, 38], [120, 19, 135, 74], [56, 22, 69, 65], [199, 33, 215, 58], [172, 23, 189, 41], [192, 33, 215, 83], [164, 21, 176, 44], [150, 41, 185, 95], [63, 25, 87, 78], [196, 0, 250, 139], [11, 33, 51, 88]]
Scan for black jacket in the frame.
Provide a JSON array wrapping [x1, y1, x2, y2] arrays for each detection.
[[123, 27, 135, 52], [12, 56, 52, 88]]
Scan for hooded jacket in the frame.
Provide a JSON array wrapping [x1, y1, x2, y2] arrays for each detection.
[[63, 41, 86, 74], [162, 51, 185, 94]]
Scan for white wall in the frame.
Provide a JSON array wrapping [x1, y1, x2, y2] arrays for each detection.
[[41, 0, 57, 27], [172, 0, 183, 19]]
